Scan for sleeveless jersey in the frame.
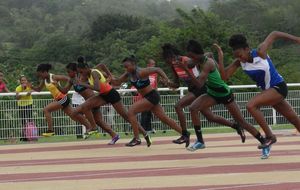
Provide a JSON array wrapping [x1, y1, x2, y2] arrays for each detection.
[[88, 69, 112, 94], [44, 74, 66, 100], [240, 49, 284, 90]]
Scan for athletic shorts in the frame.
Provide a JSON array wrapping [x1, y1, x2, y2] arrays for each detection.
[[100, 88, 121, 104], [57, 96, 70, 108], [208, 92, 234, 105], [272, 81, 288, 99], [188, 85, 207, 97], [144, 90, 160, 105]]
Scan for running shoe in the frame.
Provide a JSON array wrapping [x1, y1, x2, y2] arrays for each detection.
[[144, 134, 152, 147], [84, 129, 99, 139], [172, 135, 186, 144], [87, 129, 99, 135], [42, 130, 55, 137], [187, 141, 206, 152], [108, 134, 120, 145], [261, 145, 271, 159], [125, 138, 141, 147], [232, 122, 246, 143], [258, 135, 277, 149], [172, 131, 190, 147]]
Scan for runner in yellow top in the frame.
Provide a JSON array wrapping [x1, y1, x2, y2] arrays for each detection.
[[31, 63, 94, 137], [58, 61, 120, 145], [72, 62, 152, 147]]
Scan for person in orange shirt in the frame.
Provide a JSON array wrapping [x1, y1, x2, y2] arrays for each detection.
[[31, 64, 94, 137]]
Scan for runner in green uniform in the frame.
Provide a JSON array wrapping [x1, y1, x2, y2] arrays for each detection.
[[182, 40, 267, 154]]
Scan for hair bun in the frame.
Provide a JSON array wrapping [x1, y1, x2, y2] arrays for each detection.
[[77, 56, 85, 64]]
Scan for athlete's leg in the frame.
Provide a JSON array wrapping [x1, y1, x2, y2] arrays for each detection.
[[93, 109, 118, 137], [151, 104, 182, 134], [43, 101, 63, 132], [273, 100, 300, 132], [175, 93, 196, 131], [127, 99, 154, 138], [189, 94, 217, 144], [173, 93, 196, 144], [225, 101, 266, 145], [73, 96, 107, 132], [63, 105, 92, 131]]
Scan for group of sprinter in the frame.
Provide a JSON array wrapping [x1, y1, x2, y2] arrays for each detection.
[[27, 31, 300, 159]]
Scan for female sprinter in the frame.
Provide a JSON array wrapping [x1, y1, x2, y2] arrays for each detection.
[[31, 63, 94, 137], [223, 31, 300, 153], [183, 40, 269, 159], [111, 56, 188, 147], [162, 44, 245, 146], [72, 62, 152, 147], [58, 62, 120, 145]]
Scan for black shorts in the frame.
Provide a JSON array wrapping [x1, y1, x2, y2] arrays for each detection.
[[100, 88, 121, 104], [188, 85, 207, 97], [144, 90, 160, 105], [57, 96, 70, 108], [208, 92, 234, 105], [272, 81, 288, 99]]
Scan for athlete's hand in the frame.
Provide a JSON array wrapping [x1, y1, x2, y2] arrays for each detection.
[[72, 78, 81, 85], [212, 43, 223, 55], [26, 90, 33, 96], [160, 78, 169, 87], [106, 75, 112, 83], [51, 80, 58, 86]]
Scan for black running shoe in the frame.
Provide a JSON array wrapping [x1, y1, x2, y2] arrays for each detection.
[[172, 132, 190, 147], [125, 138, 141, 147], [144, 134, 152, 147], [232, 122, 246, 143], [258, 135, 277, 149], [172, 135, 186, 144]]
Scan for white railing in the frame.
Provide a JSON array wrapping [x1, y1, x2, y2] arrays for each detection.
[[0, 83, 300, 140]]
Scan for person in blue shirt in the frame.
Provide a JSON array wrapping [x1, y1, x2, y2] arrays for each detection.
[[215, 31, 300, 158]]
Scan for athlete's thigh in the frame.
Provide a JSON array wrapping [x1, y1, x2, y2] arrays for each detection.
[[44, 101, 62, 112], [190, 94, 217, 111], [225, 101, 244, 121], [63, 105, 75, 116], [77, 96, 107, 112], [150, 104, 168, 119], [248, 88, 283, 107], [128, 99, 154, 114], [176, 92, 196, 107], [273, 99, 297, 117]]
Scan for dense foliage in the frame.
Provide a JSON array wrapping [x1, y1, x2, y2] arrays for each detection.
[[0, 0, 299, 90]]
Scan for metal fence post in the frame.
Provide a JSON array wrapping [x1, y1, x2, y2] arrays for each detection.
[[180, 87, 184, 98], [272, 108, 277, 125]]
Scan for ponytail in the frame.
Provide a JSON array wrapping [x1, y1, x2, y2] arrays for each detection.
[[37, 63, 52, 72]]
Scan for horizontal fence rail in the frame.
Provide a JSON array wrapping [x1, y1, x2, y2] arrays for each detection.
[[0, 84, 300, 140]]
